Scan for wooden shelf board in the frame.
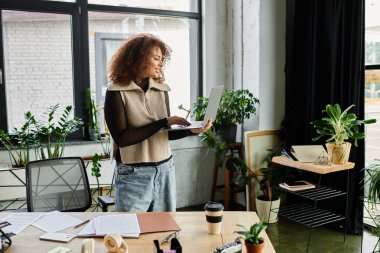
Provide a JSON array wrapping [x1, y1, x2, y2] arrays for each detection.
[[272, 156, 355, 174]]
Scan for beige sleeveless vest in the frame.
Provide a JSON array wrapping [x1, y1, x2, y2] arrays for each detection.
[[108, 78, 171, 164]]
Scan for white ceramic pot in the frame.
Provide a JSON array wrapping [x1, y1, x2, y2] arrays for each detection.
[[255, 196, 280, 223]]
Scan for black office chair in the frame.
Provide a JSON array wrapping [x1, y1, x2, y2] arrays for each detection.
[[25, 157, 92, 212]]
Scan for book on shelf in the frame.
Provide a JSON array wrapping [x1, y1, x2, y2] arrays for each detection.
[[290, 145, 328, 163], [279, 180, 315, 191]]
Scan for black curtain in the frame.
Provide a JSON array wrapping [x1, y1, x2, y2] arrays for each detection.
[[285, 0, 365, 234]]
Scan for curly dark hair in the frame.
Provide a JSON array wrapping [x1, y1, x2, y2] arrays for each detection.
[[108, 33, 172, 85]]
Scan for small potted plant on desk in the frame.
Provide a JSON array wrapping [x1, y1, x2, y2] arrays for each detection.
[[310, 104, 376, 164], [235, 218, 267, 253]]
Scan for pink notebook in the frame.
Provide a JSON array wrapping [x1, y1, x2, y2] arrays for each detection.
[[137, 212, 181, 234]]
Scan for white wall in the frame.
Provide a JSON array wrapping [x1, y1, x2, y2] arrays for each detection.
[[259, 0, 286, 130], [205, 0, 286, 140], [202, 0, 228, 96], [0, 0, 286, 209], [226, 0, 285, 133], [227, 0, 261, 139]]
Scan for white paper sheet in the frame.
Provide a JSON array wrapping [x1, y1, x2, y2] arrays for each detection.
[[1, 212, 43, 234], [96, 214, 140, 235], [32, 210, 83, 233], [76, 219, 96, 237], [77, 214, 140, 238]]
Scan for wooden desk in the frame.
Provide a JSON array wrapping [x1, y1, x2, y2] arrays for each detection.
[[1, 211, 276, 253]]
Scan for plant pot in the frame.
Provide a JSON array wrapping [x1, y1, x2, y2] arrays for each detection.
[[88, 128, 96, 141], [255, 196, 280, 223], [325, 142, 351, 164], [215, 124, 237, 143], [245, 240, 265, 253]]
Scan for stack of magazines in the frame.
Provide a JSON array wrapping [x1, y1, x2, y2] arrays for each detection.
[[279, 180, 315, 191]]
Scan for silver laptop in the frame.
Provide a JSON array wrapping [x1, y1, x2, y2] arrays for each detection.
[[168, 85, 224, 131]]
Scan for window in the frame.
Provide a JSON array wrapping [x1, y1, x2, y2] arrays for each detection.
[[0, 0, 201, 137], [2, 10, 74, 132], [365, 0, 380, 164], [363, 0, 380, 229], [89, 12, 198, 131]]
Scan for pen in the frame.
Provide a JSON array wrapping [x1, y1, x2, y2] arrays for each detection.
[[74, 219, 90, 229]]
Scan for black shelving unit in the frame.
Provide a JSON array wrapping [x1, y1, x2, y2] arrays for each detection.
[[278, 185, 347, 227], [272, 156, 355, 252]]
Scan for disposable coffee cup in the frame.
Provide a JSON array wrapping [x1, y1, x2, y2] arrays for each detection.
[[204, 201, 224, 235]]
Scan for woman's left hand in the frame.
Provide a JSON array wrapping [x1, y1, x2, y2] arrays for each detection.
[[190, 119, 212, 134]]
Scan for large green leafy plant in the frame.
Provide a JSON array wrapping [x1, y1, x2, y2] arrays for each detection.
[[192, 89, 259, 126], [0, 105, 82, 166], [32, 104, 83, 159], [310, 104, 376, 146], [0, 112, 38, 167]]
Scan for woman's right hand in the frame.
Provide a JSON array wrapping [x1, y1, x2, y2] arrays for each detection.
[[166, 116, 191, 126]]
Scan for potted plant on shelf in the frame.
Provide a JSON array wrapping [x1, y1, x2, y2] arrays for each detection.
[[310, 104, 376, 164], [32, 104, 83, 159], [0, 112, 38, 167], [235, 218, 267, 253], [193, 88, 259, 143], [0, 104, 82, 166]]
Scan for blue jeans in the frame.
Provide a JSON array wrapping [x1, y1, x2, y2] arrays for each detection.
[[114, 157, 176, 212]]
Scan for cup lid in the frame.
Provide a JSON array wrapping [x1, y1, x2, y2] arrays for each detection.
[[204, 201, 224, 211]]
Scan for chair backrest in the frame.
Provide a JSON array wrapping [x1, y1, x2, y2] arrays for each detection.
[[26, 157, 92, 212]]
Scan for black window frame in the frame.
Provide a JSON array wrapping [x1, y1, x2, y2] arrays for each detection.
[[0, 0, 203, 140]]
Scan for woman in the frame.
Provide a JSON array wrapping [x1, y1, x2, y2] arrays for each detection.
[[104, 33, 211, 212]]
